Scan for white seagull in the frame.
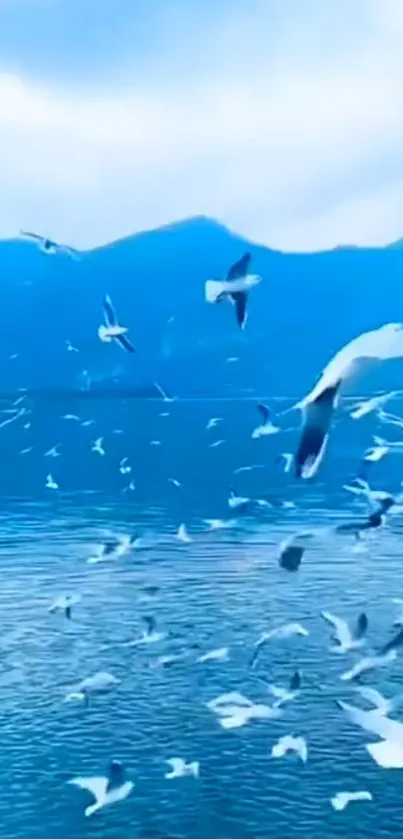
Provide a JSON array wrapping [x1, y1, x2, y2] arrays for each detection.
[[197, 647, 229, 663], [320, 610, 368, 653], [266, 670, 301, 708], [68, 762, 133, 817], [98, 295, 135, 353], [252, 403, 279, 438], [350, 391, 399, 419], [65, 671, 120, 703], [177, 523, 192, 543], [66, 340, 79, 353], [49, 594, 80, 619], [228, 488, 250, 510], [337, 698, 403, 767], [292, 323, 403, 478], [331, 791, 372, 811], [44, 444, 62, 458], [340, 650, 396, 682], [207, 692, 279, 729], [205, 252, 262, 329], [164, 759, 199, 780], [45, 474, 58, 490], [20, 229, 80, 258], [271, 735, 308, 763], [354, 685, 403, 716], [92, 437, 105, 456], [250, 623, 309, 668]]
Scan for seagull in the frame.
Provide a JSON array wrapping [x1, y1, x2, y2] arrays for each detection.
[[63, 414, 80, 421], [292, 322, 403, 478], [87, 534, 134, 564], [233, 464, 264, 475], [357, 438, 389, 479], [119, 457, 131, 475], [177, 523, 192, 543], [205, 252, 262, 329], [210, 439, 226, 448], [379, 626, 403, 655], [350, 391, 399, 419], [207, 692, 279, 729], [277, 531, 315, 572], [153, 381, 174, 401], [377, 408, 403, 431], [266, 671, 301, 708], [337, 698, 403, 767], [20, 230, 80, 258], [45, 474, 58, 490], [44, 444, 62, 458], [228, 488, 250, 511], [197, 647, 229, 663], [66, 340, 79, 353], [65, 671, 120, 703], [49, 594, 80, 619], [92, 437, 105, 456], [164, 759, 199, 780], [277, 452, 293, 473], [206, 417, 222, 430], [271, 735, 308, 763], [252, 403, 279, 438], [203, 518, 236, 530], [250, 623, 309, 668], [98, 295, 135, 353], [340, 650, 397, 682], [320, 611, 368, 653], [168, 478, 181, 488], [130, 615, 166, 646], [68, 761, 133, 818], [331, 791, 372, 811], [335, 493, 395, 537]]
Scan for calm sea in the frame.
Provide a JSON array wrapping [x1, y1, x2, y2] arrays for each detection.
[[1, 394, 403, 838]]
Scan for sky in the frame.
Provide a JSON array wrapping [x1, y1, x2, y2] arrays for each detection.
[[1, 0, 403, 251]]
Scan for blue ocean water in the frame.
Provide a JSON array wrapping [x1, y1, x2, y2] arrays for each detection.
[[1, 393, 403, 838]]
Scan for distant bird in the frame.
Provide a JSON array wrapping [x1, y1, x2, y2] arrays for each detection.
[[45, 473, 58, 490], [340, 650, 396, 682], [250, 623, 308, 668], [49, 594, 80, 619], [66, 340, 79, 353], [271, 734, 308, 763], [92, 437, 105, 456], [228, 488, 250, 511], [277, 452, 293, 473], [20, 230, 80, 258], [164, 759, 199, 780], [350, 391, 399, 419], [336, 493, 395, 537], [177, 523, 192, 543], [292, 323, 403, 478], [65, 671, 120, 704], [357, 438, 389, 479], [330, 791, 372, 812], [277, 531, 315, 572], [68, 761, 133, 817], [251, 404, 280, 438], [44, 444, 62, 458], [205, 252, 262, 329], [206, 417, 223, 430], [153, 381, 174, 402], [87, 534, 134, 564], [98, 295, 135, 353], [320, 611, 368, 653], [197, 647, 229, 663], [265, 670, 301, 708], [119, 457, 131, 475]]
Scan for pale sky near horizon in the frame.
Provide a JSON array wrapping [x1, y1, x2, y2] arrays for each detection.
[[1, 0, 403, 252]]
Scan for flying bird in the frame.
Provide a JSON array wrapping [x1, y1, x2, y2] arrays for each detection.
[[292, 323, 403, 478], [20, 230, 80, 258], [320, 611, 368, 653], [205, 252, 262, 329], [98, 295, 135, 353], [68, 761, 133, 817], [251, 403, 279, 438]]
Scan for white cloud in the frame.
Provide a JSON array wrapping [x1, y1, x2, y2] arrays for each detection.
[[1, 0, 403, 250]]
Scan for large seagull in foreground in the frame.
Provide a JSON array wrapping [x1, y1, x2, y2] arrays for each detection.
[[293, 323, 403, 479], [98, 295, 135, 353]]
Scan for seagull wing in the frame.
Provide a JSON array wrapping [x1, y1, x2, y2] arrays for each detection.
[[295, 382, 341, 478], [354, 686, 389, 712], [321, 611, 352, 646], [257, 403, 270, 423], [353, 612, 368, 640], [20, 229, 43, 242], [380, 627, 403, 654], [115, 333, 136, 353], [230, 292, 248, 329], [103, 295, 117, 327], [68, 776, 107, 802], [226, 252, 251, 281]]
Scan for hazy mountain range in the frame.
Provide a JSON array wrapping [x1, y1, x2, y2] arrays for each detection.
[[2, 216, 403, 397]]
